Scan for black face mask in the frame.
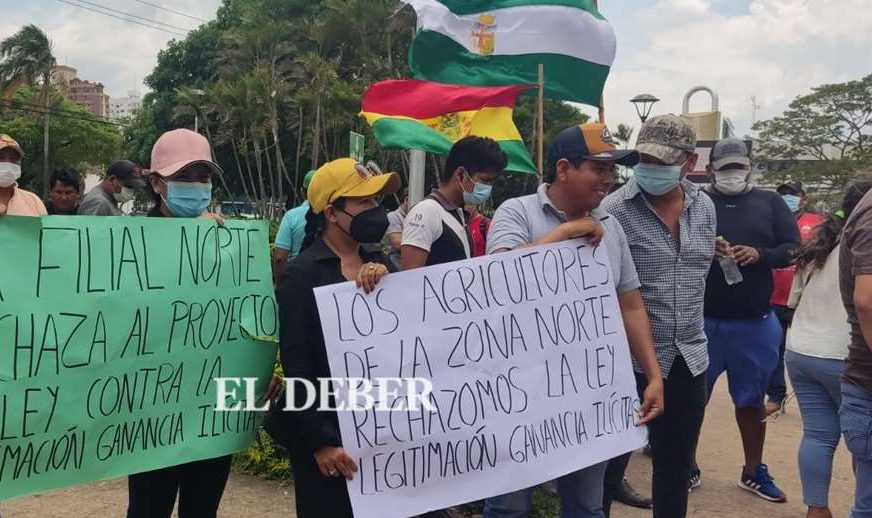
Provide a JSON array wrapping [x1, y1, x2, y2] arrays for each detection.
[[340, 205, 389, 243]]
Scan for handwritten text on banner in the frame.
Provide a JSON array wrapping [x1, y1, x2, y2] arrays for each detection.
[[315, 240, 648, 518], [0, 216, 277, 500]]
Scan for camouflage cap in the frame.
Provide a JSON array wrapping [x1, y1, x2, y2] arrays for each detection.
[[635, 114, 697, 165]]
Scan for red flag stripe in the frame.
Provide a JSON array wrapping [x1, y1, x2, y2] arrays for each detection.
[[361, 79, 532, 119]]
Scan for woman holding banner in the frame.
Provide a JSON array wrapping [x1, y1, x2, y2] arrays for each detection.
[[277, 158, 400, 518], [125, 128, 277, 518], [143, 129, 223, 222]]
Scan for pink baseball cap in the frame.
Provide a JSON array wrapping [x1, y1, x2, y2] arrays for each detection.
[[149, 129, 223, 178]]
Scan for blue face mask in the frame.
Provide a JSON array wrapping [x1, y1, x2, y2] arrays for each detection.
[[633, 163, 682, 196], [782, 194, 801, 213], [461, 173, 493, 205], [165, 181, 212, 218]]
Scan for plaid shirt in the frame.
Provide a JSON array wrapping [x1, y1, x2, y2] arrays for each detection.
[[603, 178, 717, 377]]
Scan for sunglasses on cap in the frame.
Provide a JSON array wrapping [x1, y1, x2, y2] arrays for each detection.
[[329, 161, 387, 205], [353, 161, 384, 177]]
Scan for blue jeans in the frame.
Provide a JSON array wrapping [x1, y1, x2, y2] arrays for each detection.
[[785, 350, 843, 507], [766, 305, 793, 403], [841, 382, 872, 518], [483, 461, 607, 518]]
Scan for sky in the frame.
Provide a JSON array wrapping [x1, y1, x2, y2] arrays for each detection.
[[1, 0, 870, 137], [0, 0, 222, 96]]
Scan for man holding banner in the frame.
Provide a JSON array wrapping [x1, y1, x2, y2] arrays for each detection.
[[483, 123, 664, 518]]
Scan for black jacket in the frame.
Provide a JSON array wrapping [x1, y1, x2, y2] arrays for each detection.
[[276, 238, 394, 518], [704, 188, 801, 319], [277, 238, 394, 452]]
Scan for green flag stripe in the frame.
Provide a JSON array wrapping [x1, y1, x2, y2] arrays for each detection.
[[409, 30, 609, 105], [371, 117, 454, 154], [371, 118, 537, 175], [498, 139, 538, 175], [433, 0, 604, 20]]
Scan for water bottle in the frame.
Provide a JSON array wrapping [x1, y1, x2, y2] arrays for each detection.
[[718, 236, 744, 285]]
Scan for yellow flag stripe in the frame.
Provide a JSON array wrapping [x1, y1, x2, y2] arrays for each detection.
[[361, 106, 522, 142]]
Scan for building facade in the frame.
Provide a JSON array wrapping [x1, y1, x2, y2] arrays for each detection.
[[109, 91, 142, 120], [51, 65, 77, 85], [51, 66, 110, 118], [68, 78, 110, 118]]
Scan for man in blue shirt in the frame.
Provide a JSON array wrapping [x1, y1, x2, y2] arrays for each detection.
[[273, 170, 315, 283]]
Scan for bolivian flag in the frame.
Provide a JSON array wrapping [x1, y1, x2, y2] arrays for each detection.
[[405, 0, 615, 106], [361, 80, 536, 174]]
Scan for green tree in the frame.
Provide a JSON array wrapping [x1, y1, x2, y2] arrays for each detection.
[[754, 73, 872, 191], [0, 25, 57, 194], [1, 87, 121, 189], [128, 0, 599, 214], [209, 77, 259, 204], [130, 0, 416, 209], [173, 86, 235, 199], [220, 7, 296, 200], [613, 123, 634, 148]]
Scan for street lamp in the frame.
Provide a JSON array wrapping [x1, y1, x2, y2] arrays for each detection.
[[191, 89, 206, 133], [630, 93, 659, 123]]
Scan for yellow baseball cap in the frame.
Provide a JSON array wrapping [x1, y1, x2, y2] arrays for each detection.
[[308, 158, 401, 214]]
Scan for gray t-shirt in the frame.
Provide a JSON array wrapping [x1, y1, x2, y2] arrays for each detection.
[[78, 186, 122, 216], [487, 183, 641, 295]]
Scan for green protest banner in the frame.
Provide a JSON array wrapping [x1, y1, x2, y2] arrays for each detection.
[[0, 216, 278, 500]]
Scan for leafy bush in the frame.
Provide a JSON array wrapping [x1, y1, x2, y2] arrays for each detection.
[[232, 430, 292, 481]]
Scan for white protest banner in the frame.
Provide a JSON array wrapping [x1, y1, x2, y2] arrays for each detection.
[[314, 240, 647, 518]]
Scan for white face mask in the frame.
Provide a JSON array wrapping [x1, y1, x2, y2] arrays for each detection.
[[0, 162, 22, 188], [114, 185, 136, 204], [713, 170, 749, 196]]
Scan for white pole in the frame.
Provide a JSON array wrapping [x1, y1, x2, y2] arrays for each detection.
[[409, 149, 426, 206]]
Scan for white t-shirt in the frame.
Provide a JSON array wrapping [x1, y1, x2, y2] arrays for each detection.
[[401, 196, 471, 266], [786, 244, 851, 360]]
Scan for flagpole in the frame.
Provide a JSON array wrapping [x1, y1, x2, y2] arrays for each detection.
[[409, 149, 426, 206], [537, 63, 545, 183], [594, 0, 605, 123]]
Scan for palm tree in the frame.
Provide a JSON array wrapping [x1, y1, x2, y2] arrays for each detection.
[[613, 123, 635, 149], [173, 86, 234, 199], [210, 77, 261, 206], [293, 50, 339, 170], [221, 15, 295, 201], [0, 25, 56, 194]]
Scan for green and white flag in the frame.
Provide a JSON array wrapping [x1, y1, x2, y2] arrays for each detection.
[[406, 0, 616, 106]]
